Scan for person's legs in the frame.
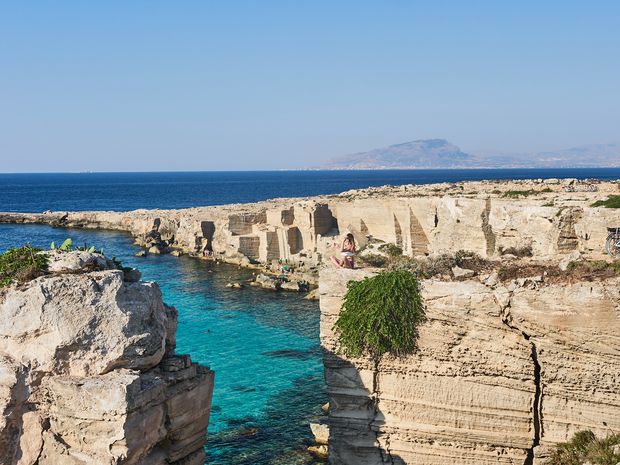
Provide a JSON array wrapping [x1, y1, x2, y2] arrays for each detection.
[[343, 256, 354, 269], [331, 256, 343, 268]]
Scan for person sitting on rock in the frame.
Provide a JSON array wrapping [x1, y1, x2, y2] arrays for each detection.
[[330, 233, 356, 269]]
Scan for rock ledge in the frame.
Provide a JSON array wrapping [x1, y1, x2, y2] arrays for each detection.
[[0, 252, 214, 465]]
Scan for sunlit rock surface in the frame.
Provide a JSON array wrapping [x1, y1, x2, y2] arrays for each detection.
[[1, 179, 618, 275], [319, 268, 620, 465], [0, 252, 214, 465]]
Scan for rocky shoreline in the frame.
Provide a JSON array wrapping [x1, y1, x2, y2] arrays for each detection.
[[1, 178, 618, 281], [0, 251, 214, 465], [2, 178, 620, 464]]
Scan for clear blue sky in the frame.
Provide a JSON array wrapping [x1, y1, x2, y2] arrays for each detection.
[[1, 1, 619, 172]]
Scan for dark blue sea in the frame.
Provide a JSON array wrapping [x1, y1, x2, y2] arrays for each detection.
[[2, 168, 619, 212], [1, 168, 619, 464]]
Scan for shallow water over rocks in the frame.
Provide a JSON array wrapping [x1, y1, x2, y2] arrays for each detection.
[[0, 224, 326, 465]]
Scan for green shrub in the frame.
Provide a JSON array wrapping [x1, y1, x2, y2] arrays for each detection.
[[546, 430, 620, 465], [334, 271, 425, 358], [566, 260, 620, 275], [0, 246, 49, 288], [378, 243, 403, 257], [51, 238, 102, 254], [592, 195, 620, 208]]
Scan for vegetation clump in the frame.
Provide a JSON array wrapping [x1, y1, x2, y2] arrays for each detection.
[[498, 245, 533, 257], [0, 239, 126, 290], [334, 270, 425, 358], [378, 243, 403, 257], [358, 242, 492, 280], [546, 430, 620, 465], [358, 253, 389, 268], [391, 250, 490, 279], [502, 188, 552, 198], [51, 238, 102, 254], [0, 246, 49, 288], [592, 195, 620, 208], [566, 259, 620, 277]]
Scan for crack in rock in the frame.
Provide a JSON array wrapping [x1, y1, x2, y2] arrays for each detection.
[[497, 294, 543, 465]]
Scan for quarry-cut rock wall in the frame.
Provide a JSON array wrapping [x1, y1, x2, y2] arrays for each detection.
[[0, 253, 214, 465], [319, 268, 620, 465], [1, 179, 618, 273]]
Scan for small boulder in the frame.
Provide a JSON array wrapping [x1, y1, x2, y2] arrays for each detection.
[[47, 251, 112, 274], [559, 250, 581, 271], [135, 250, 147, 258], [484, 271, 499, 287], [307, 445, 328, 459], [310, 423, 329, 445], [280, 280, 298, 291], [452, 266, 475, 279], [254, 274, 280, 291], [123, 268, 142, 283]]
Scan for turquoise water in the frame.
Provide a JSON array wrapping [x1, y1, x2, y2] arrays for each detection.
[[6, 169, 618, 462], [0, 224, 326, 464]]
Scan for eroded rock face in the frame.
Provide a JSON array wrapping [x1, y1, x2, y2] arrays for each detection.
[[2, 179, 618, 275], [0, 253, 214, 465], [319, 268, 620, 465]]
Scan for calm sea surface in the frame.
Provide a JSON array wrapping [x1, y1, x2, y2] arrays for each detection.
[[1, 169, 619, 464], [2, 168, 619, 212]]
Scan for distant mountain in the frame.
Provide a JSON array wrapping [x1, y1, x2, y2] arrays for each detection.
[[320, 140, 620, 169], [322, 139, 474, 169]]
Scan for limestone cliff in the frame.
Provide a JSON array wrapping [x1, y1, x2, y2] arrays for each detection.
[[1, 179, 618, 276], [319, 268, 620, 465], [0, 252, 214, 465]]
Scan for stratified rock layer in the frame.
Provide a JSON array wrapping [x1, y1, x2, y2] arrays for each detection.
[[1, 179, 618, 275], [319, 268, 620, 465], [0, 253, 214, 465]]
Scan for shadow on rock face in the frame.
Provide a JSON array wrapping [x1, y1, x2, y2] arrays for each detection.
[[323, 350, 406, 465]]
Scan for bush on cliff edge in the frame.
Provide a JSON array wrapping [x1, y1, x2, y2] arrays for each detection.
[[546, 430, 620, 465], [0, 246, 48, 288], [334, 270, 425, 358]]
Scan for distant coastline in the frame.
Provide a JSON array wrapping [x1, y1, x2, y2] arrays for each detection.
[[320, 139, 620, 170]]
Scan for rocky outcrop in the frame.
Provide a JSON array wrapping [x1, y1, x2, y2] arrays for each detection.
[[0, 252, 214, 465], [1, 179, 618, 278], [319, 268, 620, 465]]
